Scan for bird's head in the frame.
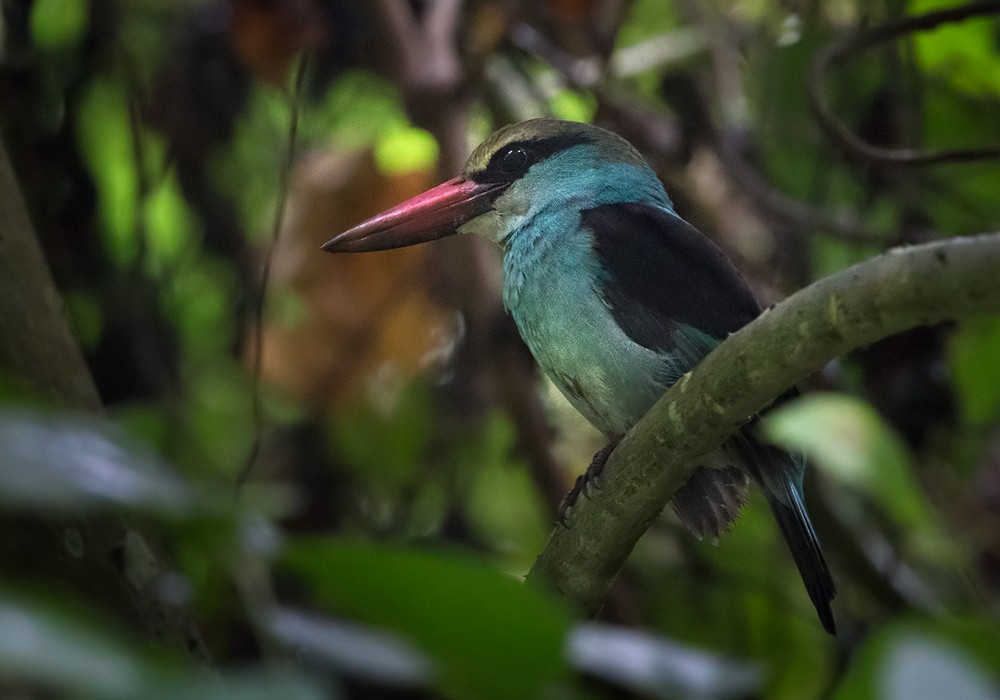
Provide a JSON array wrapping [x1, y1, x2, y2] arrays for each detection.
[[321, 119, 668, 253]]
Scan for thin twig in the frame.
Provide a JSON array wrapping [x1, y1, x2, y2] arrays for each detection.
[[714, 133, 890, 245], [674, 0, 890, 244], [238, 55, 309, 488], [508, 16, 886, 245], [376, 0, 420, 71], [426, 0, 464, 46], [809, 1, 1000, 166]]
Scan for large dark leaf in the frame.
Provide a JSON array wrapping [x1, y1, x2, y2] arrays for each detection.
[[833, 618, 1000, 700], [283, 539, 570, 700]]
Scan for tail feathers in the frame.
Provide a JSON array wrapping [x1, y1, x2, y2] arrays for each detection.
[[672, 425, 837, 633], [767, 480, 837, 635], [735, 429, 837, 634], [672, 466, 750, 541]]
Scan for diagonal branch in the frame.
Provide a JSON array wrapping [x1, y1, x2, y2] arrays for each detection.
[[526, 231, 1000, 614], [809, 1, 1000, 166]]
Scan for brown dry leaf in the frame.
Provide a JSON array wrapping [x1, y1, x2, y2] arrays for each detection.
[[230, 0, 326, 86], [546, 0, 600, 23], [253, 149, 454, 410]]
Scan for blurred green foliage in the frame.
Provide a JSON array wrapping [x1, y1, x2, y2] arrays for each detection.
[[285, 539, 571, 699], [2, 0, 1000, 698], [834, 617, 1000, 700], [952, 317, 1000, 424], [30, 0, 89, 50]]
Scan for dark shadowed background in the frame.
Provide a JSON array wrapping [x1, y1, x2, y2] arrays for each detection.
[[1, 1, 1000, 698]]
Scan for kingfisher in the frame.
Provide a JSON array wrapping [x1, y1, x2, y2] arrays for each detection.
[[322, 119, 836, 633]]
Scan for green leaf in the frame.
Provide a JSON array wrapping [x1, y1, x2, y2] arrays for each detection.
[[374, 125, 438, 175], [762, 393, 932, 528], [763, 393, 908, 478], [467, 414, 547, 568], [164, 258, 238, 362], [283, 539, 571, 700], [0, 408, 190, 514], [912, 0, 1000, 95], [615, 0, 682, 51], [834, 618, 1000, 700], [177, 362, 255, 477], [549, 89, 596, 123], [209, 70, 410, 235], [144, 172, 200, 273], [950, 316, 1000, 424], [331, 381, 434, 493], [30, 0, 89, 49], [76, 78, 138, 267]]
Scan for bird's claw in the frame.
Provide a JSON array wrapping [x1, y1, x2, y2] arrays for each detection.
[[556, 440, 620, 527], [557, 474, 586, 527]]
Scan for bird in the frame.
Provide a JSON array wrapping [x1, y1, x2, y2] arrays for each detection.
[[322, 118, 836, 634]]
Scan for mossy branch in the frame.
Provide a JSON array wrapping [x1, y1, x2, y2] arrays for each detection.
[[525, 231, 1000, 614]]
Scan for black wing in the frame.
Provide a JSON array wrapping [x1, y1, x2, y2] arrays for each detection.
[[583, 202, 761, 354], [585, 203, 837, 633]]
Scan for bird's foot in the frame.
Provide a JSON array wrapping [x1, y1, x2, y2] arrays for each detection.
[[557, 440, 619, 527]]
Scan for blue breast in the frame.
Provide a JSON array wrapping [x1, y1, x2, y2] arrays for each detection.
[[502, 201, 682, 439]]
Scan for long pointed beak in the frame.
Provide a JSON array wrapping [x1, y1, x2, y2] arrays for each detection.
[[321, 177, 503, 253]]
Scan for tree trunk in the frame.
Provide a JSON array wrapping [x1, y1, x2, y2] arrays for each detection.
[[0, 137, 207, 659]]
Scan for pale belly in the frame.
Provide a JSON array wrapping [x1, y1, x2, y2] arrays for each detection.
[[507, 274, 681, 438]]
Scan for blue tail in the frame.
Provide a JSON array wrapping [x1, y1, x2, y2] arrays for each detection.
[[737, 432, 837, 634], [767, 476, 837, 634]]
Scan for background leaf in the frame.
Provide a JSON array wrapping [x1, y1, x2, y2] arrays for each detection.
[[833, 618, 1000, 700], [568, 622, 760, 699], [283, 539, 570, 700], [763, 393, 934, 531], [0, 408, 190, 514]]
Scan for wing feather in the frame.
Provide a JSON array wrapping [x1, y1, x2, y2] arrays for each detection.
[[584, 202, 761, 364]]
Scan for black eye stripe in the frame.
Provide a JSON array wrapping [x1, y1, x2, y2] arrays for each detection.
[[478, 142, 534, 183], [471, 133, 593, 184]]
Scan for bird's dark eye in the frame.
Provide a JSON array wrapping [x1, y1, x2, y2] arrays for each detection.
[[495, 146, 530, 176], [475, 142, 538, 184]]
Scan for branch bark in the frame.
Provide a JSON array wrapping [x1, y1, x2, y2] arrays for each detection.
[[0, 143, 102, 410], [526, 231, 1000, 614]]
